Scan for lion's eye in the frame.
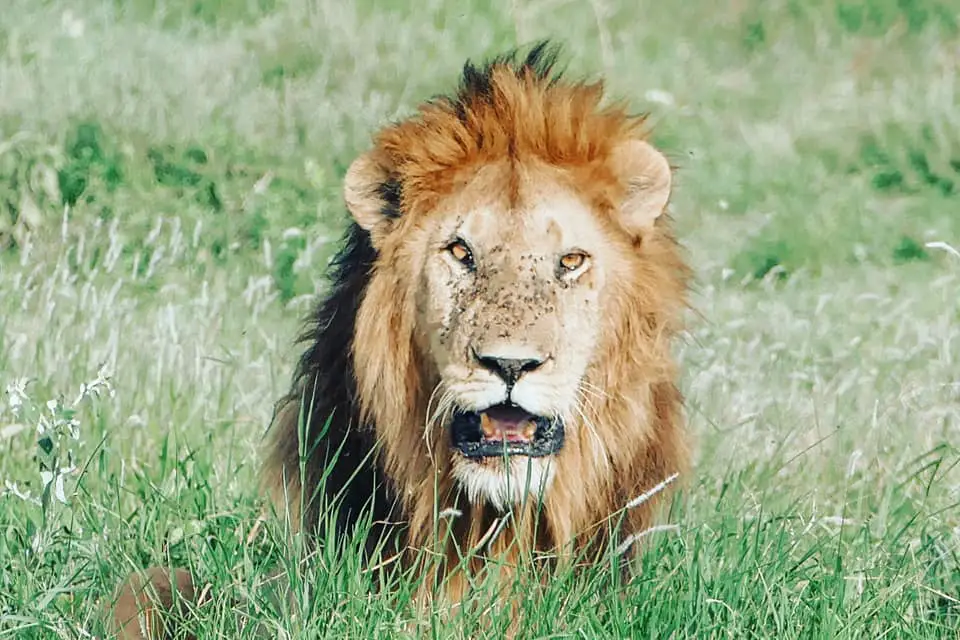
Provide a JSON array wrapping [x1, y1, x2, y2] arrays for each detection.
[[559, 252, 587, 273], [447, 239, 475, 268]]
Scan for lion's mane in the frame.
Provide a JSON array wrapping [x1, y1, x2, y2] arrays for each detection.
[[261, 41, 691, 597]]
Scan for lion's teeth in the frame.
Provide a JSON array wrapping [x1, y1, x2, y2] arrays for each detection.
[[522, 421, 536, 440], [480, 413, 497, 437]]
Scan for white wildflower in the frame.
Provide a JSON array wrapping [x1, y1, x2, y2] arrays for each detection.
[[4, 480, 39, 505], [5, 378, 29, 414], [644, 89, 675, 106]]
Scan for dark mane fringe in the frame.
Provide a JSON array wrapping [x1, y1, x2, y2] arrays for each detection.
[[458, 40, 565, 101], [440, 40, 566, 124], [262, 221, 400, 554]]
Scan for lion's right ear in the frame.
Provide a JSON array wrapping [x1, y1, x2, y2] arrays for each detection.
[[343, 151, 401, 244], [610, 138, 672, 236]]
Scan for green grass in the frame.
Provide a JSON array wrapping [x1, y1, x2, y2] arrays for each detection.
[[1, 0, 959, 637]]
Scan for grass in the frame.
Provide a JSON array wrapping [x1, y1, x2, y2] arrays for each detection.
[[1, 0, 959, 637]]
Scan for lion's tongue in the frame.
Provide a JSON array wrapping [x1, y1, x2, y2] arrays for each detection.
[[480, 407, 536, 443]]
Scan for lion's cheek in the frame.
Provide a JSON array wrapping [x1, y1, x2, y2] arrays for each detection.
[[418, 278, 465, 364], [554, 297, 602, 363], [421, 314, 457, 373]]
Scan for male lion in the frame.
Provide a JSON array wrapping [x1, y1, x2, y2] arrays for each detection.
[[110, 41, 691, 637]]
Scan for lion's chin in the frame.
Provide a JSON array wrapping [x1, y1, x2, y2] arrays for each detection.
[[451, 455, 556, 512]]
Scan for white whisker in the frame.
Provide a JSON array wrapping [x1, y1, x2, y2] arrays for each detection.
[[424, 381, 445, 427], [573, 388, 606, 468], [426, 387, 453, 429], [423, 381, 452, 459], [579, 380, 609, 401]]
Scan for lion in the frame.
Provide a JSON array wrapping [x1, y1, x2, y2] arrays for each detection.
[[108, 41, 691, 637]]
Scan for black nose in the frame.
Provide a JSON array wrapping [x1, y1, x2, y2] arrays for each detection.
[[475, 353, 544, 386]]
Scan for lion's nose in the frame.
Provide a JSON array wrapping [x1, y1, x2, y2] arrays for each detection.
[[475, 353, 545, 387]]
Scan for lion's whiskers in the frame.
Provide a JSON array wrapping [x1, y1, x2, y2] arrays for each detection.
[[433, 390, 458, 428], [423, 382, 454, 459], [575, 386, 601, 415], [428, 386, 458, 429], [578, 380, 609, 401], [424, 381, 445, 423], [573, 386, 607, 467]]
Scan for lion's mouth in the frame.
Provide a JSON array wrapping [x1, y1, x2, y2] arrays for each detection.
[[450, 404, 564, 459]]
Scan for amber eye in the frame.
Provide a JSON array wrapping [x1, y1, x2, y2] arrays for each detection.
[[559, 252, 587, 272], [447, 239, 475, 268]]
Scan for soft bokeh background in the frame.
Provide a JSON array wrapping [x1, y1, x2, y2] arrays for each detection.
[[1, 0, 958, 637]]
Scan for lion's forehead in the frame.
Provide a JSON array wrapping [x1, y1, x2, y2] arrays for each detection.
[[449, 183, 608, 255]]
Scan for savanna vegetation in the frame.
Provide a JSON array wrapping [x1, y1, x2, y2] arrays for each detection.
[[1, 0, 958, 637]]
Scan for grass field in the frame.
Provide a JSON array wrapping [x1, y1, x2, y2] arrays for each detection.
[[1, 0, 959, 637]]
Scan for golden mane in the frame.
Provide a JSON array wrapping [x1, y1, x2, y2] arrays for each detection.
[[262, 40, 691, 601]]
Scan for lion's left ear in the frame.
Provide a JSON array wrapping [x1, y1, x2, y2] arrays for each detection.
[[610, 138, 672, 235], [343, 150, 401, 246]]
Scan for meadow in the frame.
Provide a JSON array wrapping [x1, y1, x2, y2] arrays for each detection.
[[1, 0, 958, 637]]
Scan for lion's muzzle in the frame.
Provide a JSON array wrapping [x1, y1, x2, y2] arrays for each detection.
[[450, 403, 565, 459]]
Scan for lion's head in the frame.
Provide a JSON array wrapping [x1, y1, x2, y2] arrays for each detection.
[[265, 42, 690, 576]]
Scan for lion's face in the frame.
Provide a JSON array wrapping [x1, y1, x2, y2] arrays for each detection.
[[411, 166, 620, 508]]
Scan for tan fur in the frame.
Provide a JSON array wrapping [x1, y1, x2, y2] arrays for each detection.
[[108, 567, 198, 640], [105, 42, 692, 636]]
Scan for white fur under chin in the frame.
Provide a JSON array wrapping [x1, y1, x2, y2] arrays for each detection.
[[451, 455, 555, 512]]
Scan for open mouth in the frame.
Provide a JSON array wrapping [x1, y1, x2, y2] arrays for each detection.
[[450, 404, 565, 459]]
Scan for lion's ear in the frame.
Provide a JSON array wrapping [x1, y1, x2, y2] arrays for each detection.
[[611, 138, 672, 234], [343, 151, 401, 244]]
